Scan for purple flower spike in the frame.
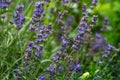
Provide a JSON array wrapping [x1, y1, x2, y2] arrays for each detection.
[[14, 5, 26, 30], [30, 1, 45, 31]]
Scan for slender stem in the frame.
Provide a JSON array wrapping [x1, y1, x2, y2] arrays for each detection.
[[103, 53, 117, 71]]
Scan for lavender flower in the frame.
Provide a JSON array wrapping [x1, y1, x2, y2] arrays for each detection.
[[35, 45, 44, 57], [13, 5, 25, 30], [67, 16, 74, 25], [17, 71, 22, 80], [61, 37, 70, 52], [50, 7, 55, 13], [29, 2, 44, 31], [92, 0, 98, 6], [75, 64, 82, 72], [82, 4, 87, 16], [0, 0, 10, 9], [98, 60, 103, 66], [46, 65, 55, 74], [72, 16, 89, 53], [63, 0, 71, 3], [24, 42, 34, 68], [59, 66, 64, 72], [62, 0, 71, 7], [70, 60, 82, 72], [98, 44, 118, 68], [39, 75, 46, 80], [102, 44, 115, 59], [53, 56, 59, 63], [89, 33, 108, 53], [91, 15, 98, 26], [58, 10, 68, 20], [35, 24, 53, 44]]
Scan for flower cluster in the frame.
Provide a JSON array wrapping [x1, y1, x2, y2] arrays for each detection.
[[24, 25, 52, 73], [0, 0, 10, 9], [13, 5, 26, 29], [29, 2, 44, 31], [21, 2, 53, 78], [99, 44, 117, 65], [35, 24, 53, 44], [12, 0, 120, 80], [89, 33, 108, 53]]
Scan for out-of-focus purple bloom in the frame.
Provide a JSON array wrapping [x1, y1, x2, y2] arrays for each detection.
[[53, 56, 59, 63], [46, 65, 55, 74], [98, 44, 118, 68], [63, 0, 71, 3], [0, 0, 10, 9], [98, 60, 103, 66], [75, 64, 82, 72], [71, 63, 82, 72], [62, 0, 71, 7], [59, 66, 64, 72], [39, 75, 46, 80], [68, 16, 74, 25], [89, 33, 108, 53], [102, 54, 108, 59], [107, 44, 114, 51], [50, 7, 55, 13], [92, 0, 98, 6], [17, 71, 22, 80], [35, 52, 42, 57]]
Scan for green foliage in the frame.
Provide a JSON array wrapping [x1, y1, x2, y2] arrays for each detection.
[[0, 0, 120, 80]]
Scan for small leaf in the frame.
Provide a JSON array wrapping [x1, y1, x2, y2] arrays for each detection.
[[41, 59, 52, 63]]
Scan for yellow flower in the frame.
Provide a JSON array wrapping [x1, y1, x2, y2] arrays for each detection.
[[82, 72, 90, 79]]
